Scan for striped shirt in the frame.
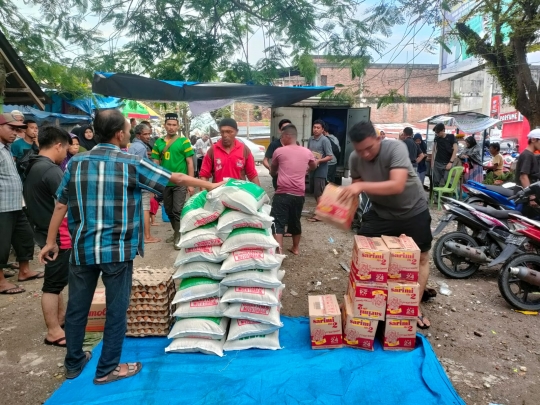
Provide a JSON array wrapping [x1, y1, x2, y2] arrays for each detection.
[[0, 142, 23, 213], [56, 144, 172, 265]]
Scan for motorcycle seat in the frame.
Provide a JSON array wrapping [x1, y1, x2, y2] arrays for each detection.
[[474, 205, 520, 219], [483, 185, 515, 197]]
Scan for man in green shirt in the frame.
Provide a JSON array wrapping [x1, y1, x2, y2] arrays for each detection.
[[151, 113, 194, 249]]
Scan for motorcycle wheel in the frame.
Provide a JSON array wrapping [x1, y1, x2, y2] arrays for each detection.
[[433, 231, 480, 278], [498, 254, 540, 311]]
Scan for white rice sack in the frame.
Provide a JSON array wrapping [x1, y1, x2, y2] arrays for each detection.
[[165, 335, 225, 357], [168, 317, 229, 340], [180, 191, 224, 233], [224, 331, 281, 351], [173, 297, 229, 318], [220, 228, 279, 254], [207, 179, 270, 215], [277, 269, 285, 282], [173, 262, 224, 280], [259, 204, 272, 216], [224, 303, 283, 327], [177, 223, 223, 249], [220, 268, 282, 288], [174, 246, 228, 266], [172, 278, 227, 304], [227, 318, 281, 340], [221, 285, 284, 306], [217, 209, 274, 234], [220, 249, 284, 274]]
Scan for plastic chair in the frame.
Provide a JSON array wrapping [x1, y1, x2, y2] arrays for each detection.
[[432, 166, 464, 210]]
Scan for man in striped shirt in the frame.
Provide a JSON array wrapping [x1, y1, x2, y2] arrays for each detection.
[[39, 110, 220, 385]]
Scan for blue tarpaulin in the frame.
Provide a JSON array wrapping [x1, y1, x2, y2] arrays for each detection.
[[64, 95, 123, 116], [92, 72, 334, 107], [45, 317, 464, 405], [3, 105, 91, 125]]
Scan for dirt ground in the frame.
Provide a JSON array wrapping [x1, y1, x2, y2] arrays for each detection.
[[1, 167, 539, 405]]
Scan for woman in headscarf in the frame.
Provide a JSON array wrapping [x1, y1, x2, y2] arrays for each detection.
[[72, 125, 97, 150], [60, 133, 81, 172], [459, 135, 484, 182], [413, 133, 428, 186]]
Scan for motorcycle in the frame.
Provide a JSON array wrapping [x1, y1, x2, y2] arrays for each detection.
[[462, 180, 522, 210], [432, 197, 521, 278]]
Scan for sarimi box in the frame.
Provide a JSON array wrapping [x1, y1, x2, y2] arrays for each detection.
[[342, 295, 378, 351], [386, 282, 420, 319], [382, 235, 420, 282], [351, 236, 390, 284], [383, 318, 417, 351], [347, 271, 387, 321], [86, 288, 106, 332], [308, 295, 343, 349]]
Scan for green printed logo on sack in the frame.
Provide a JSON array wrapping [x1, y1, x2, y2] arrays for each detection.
[[180, 190, 222, 233], [175, 316, 222, 325], [182, 191, 207, 216], [224, 179, 266, 201], [179, 277, 219, 290], [209, 178, 270, 215]]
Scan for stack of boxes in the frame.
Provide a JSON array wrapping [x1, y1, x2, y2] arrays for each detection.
[[126, 268, 176, 337], [308, 234, 420, 352]]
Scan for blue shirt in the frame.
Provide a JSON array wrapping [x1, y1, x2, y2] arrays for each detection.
[[56, 144, 172, 265], [10, 138, 35, 160], [128, 138, 151, 160]]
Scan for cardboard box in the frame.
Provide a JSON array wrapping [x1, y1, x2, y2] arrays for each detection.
[[347, 273, 387, 321], [342, 295, 378, 351], [386, 282, 420, 319], [315, 184, 358, 230], [308, 295, 343, 349], [382, 235, 420, 282], [86, 288, 106, 332], [383, 318, 417, 351], [351, 236, 390, 284]]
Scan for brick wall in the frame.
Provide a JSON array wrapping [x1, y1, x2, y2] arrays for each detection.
[[231, 102, 271, 123]]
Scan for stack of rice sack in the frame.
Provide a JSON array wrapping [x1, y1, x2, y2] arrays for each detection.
[[166, 190, 230, 356], [127, 267, 176, 337], [211, 180, 286, 352]]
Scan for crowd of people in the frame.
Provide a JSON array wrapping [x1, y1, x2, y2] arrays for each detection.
[[1, 107, 440, 385]]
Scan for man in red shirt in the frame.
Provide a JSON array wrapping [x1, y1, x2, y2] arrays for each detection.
[[270, 125, 317, 255], [199, 118, 260, 185]]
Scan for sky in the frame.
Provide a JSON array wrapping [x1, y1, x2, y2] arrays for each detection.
[[18, 1, 440, 67]]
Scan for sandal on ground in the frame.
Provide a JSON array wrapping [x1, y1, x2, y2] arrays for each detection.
[[18, 272, 45, 282], [93, 362, 143, 385], [65, 351, 92, 379], [417, 315, 431, 330], [2, 269, 16, 278], [44, 337, 67, 347], [421, 288, 437, 302], [7, 262, 19, 270], [307, 217, 321, 223], [0, 286, 25, 294]]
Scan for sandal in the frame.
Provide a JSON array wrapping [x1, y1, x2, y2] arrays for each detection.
[[0, 286, 25, 294], [2, 269, 16, 278], [65, 351, 92, 379], [44, 337, 67, 347], [18, 272, 45, 282], [307, 217, 321, 223], [93, 362, 143, 385], [417, 315, 431, 330]]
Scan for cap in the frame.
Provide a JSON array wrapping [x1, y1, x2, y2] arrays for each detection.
[[164, 112, 178, 122], [0, 113, 27, 128], [218, 118, 238, 130], [527, 129, 540, 139]]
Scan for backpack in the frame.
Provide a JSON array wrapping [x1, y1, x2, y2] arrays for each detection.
[[329, 136, 340, 158], [207, 142, 251, 180], [18, 144, 39, 181]]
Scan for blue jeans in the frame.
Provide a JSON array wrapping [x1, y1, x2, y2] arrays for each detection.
[[64, 261, 133, 378]]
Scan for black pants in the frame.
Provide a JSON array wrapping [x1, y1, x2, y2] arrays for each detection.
[[358, 208, 433, 252], [163, 186, 187, 230], [327, 164, 337, 183], [270, 194, 305, 235], [0, 210, 34, 268], [196, 157, 204, 178], [41, 248, 70, 294]]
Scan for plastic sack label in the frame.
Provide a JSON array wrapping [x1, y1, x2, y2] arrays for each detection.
[[177, 223, 223, 249], [168, 317, 229, 340], [224, 303, 282, 327], [173, 297, 229, 318], [220, 249, 284, 274], [174, 246, 228, 266], [180, 190, 224, 233], [217, 209, 274, 234]]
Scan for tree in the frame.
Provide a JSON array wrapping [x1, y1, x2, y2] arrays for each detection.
[[452, 0, 540, 128], [0, 0, 443, 94]]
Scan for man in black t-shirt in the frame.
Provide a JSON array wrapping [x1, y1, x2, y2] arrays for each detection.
[[263, 118, 292, 190], [515, 129, 540, 188], [402, 127, 422, 169], [432, 123, 458, 187], [23, 126, 72, 348]]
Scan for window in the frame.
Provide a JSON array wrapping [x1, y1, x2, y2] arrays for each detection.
[[321, 75, 327, 86]]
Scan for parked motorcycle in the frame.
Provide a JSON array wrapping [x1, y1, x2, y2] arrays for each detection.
[[432, 197, 521, 278], [462, 180, 522, 210]]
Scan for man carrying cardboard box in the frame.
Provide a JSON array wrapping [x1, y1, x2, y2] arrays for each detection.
[[338, 121, 432, 330]]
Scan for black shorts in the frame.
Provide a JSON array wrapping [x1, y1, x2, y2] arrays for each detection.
[[42, 248, 70, 294], [270, 193, 305, 235], [311, 176, 326, 199], [358, 209, 433, 252]]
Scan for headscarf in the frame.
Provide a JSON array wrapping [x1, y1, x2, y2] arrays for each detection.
[[463, 135, 482, 164], [413, 133, 427, 153], [73, 125, 97, 151], [60, 133, 79, 172]]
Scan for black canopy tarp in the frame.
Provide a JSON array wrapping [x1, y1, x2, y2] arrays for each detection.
[[92, 72, 334, 107]]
